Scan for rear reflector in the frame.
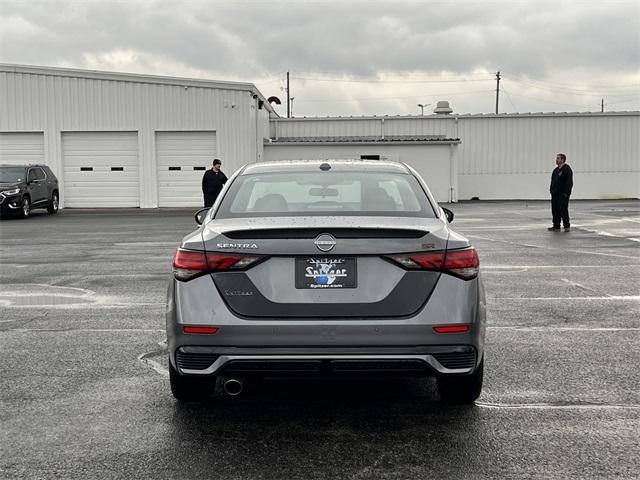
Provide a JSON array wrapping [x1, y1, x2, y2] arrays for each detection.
[[183, 325, 220, 335], [433, 325, 470, 334], [172, 249, 264, 281]]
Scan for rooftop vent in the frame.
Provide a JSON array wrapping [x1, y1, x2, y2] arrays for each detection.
[[434, 101, 453, 114]]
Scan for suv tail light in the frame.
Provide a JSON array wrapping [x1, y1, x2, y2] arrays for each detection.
[[173, 249, 264, 281], [386, 247, 479, 280]]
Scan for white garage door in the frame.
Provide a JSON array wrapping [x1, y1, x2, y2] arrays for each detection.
[[62, 132, 139, 207], [156, 131, 216, 207], [0, 132, 45, 165]]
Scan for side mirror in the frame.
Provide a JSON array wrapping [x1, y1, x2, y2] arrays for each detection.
[[442, 207, 454, 223], [194, 208, 209, 225]]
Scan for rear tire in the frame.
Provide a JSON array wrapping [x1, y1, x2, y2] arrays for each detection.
[[47, 191, 59, 214], [169, 362, 213, 402], [437, 358, 484, 404], [19, 197, 31, 219]]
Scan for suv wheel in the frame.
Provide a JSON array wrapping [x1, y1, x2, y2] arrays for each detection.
[[47, 191, 59, 214], [20, 197, 31, 219], [437, 358, 484, 404], [169, 362, 213, 402]]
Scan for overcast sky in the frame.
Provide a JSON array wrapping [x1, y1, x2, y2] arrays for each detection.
[[1, 0, 638, 117]]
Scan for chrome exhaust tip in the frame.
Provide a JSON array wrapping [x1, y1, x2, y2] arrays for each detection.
[[223, 378, 244, 396]]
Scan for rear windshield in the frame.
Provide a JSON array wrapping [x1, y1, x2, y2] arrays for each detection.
[[0, 167, 26, 183], [216, 171, 436, 218]]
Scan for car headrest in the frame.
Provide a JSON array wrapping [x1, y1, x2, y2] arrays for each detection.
[[362, 187, 396, 211], [255, 193, 288, 212]]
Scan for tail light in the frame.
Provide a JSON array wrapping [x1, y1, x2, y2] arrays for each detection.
[[173, 249, 264, 281], [443, 248, 480, 280], [387, 247, 479, 280]]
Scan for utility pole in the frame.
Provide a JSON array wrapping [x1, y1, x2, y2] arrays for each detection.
[[286, 71, 291, 118], [495, 71, 501, 114], [601, 98, 604, 112]]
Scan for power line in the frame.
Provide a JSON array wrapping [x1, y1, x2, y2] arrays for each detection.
[[501, 70, 640, 90], [298, 89, 494, 103], [292, 69, 495, 79], [291, 76, 494, 84], [606, 98, 640, 106], [501, 87, 518, 112], [252, 78, 284, 85], [505, 76, 639, 97], [503, 91, 595, 109]]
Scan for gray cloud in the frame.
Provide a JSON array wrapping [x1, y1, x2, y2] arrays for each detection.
[[1, 0, 638, 116]]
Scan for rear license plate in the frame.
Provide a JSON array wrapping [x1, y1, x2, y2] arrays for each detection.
[[295, 257, 357, 289]]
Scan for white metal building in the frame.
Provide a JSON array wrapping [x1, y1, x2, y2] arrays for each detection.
[[0, 64, 273, 208], [266, 112, 640, 202], [1, 64, 638, 207]]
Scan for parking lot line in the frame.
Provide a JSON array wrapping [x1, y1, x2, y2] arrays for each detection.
[[476, 402, 640, 410]]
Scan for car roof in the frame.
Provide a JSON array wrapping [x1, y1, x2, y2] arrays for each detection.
[[241, 159, 411, 175]]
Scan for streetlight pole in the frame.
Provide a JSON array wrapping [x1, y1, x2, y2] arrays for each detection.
[[417, 103, 431, 115]]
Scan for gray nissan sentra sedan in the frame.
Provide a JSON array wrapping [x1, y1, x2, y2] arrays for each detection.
[[166, 160, 486, 403]]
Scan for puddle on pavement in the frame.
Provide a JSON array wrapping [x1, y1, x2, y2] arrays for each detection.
[[0, 295, 94, 306], [0, 284, 97, 307]]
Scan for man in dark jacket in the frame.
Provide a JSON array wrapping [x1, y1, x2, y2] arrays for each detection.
[[548, 153, 573, 232], [202, 159, 227, 208]]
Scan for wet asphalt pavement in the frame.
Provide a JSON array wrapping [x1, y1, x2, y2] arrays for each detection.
[[1, 200, 639, 479]]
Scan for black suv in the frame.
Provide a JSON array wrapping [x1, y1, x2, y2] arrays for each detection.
[[0, 165, 59, 218]]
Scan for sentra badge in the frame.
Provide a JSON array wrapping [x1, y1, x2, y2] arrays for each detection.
[[216, 243, 258, 249]]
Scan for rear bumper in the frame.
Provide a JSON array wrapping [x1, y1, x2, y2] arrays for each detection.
[[174, 345, 478, 377], [166, 271, 487, 378]]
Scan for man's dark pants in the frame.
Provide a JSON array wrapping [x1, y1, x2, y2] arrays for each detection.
[[551, 194, 570, 228], [204, 194, 217, 208]]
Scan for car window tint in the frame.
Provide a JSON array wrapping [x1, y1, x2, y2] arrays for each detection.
[[219, 171, 434, 218], [28, 169, 38, 182], [35, 168, 46, 180], [0, 168, 26, 183]]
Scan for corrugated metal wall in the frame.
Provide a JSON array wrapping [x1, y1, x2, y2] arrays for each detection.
[[271, 116, 456, 139], [0, 65, 270, 207], [457, 115, 640, 174], [456, 113, 640, 199], [267, 113, 639, 200]]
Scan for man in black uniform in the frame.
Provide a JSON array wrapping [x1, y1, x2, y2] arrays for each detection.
[[202, 158, 227, 208], [548, 153, 573, 232]]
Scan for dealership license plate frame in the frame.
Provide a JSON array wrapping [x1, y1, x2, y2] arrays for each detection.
[[295, 257, 357, 289]]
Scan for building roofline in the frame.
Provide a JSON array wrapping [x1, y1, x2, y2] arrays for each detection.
[[266, 139, 461, 146], [271, 111, 640, 121], [0, 63, 277, 114]]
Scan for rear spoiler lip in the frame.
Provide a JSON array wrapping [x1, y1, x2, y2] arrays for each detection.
[[222, 227, 430, 240]]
